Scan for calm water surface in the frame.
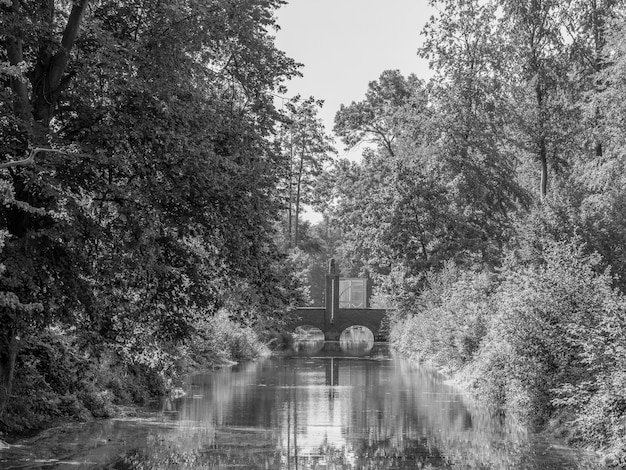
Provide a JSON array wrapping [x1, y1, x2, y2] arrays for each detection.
[[1, 341, 606, 469]]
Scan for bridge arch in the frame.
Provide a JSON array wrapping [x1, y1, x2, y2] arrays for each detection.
[[290, 307, 387, 341], [339, 326, 375, 353]]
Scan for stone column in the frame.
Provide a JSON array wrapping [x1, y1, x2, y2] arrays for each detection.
[[325, 259, 340, 330]]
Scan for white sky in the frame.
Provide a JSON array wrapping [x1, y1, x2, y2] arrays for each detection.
[[274, 0, 435, 145]]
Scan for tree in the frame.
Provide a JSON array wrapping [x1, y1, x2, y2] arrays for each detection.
[[278, 96, 335, 248], [497, 0, 580, 199], [421, 0, 529, 236], [560, 0, 624, 158], [334, 70, 426, 158], [326, 39, 527, 289], [0, 0, 300, 417], [595, 6, 626, 153]]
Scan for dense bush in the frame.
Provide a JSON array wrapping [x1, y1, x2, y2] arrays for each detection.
[[3, 329, 168, 433], [1, 311, 270, 436], [472, 241, 626, 429], [390, 261, 494, 372], [391, 239, 626, 448], [4, 330, 100, 432], [184, 310, 270, 369]]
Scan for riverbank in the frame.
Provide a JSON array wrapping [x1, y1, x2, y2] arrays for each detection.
[[0, 312, 272, 442], [390, 347, 618, 468], [386, 244, 626, 467]]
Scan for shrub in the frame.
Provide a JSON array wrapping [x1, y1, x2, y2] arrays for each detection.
[[185, 309, 269, 369], [392, 237, 626, 449], [473, 239, 626, 434], [2, 309, 271, 436], [3, 329, 97, 432], [390, 261, 494, 372], [77, 389, 115, 418], [2, 329, 167, 434]]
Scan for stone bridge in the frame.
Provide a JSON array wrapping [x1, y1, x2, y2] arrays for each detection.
[[291, 307, 387, 341], [290, 260, 388, 341]]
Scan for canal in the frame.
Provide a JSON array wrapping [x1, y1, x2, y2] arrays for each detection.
[[0, 341, 605, 469]]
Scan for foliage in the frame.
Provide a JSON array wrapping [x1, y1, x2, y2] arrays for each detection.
[[323, 70, 526, 294], [391, 238, 626, 447], [0, 0, 305, 430], [477, 241, 614, 424], [183, 310, 271, 369], [3, 329, 107, 433], [508, 175, 626, 291], [334, 69, 425, 157], [276, 96, 335, 248], [2, 310, 272, 435], [390, 262, 494, 372]]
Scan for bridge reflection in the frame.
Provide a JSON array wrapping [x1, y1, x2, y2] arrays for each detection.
[[290, 341, 381, 392], [292, 338, 375, 357]]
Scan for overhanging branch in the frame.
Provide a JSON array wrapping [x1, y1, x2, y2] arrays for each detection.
[[0, 148, 68, 170]]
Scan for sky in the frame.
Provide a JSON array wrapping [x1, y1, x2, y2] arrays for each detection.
[[273, 0, 436, 149], [272, 1, 436, 221]]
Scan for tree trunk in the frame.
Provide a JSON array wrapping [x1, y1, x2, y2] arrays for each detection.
[[287, 131, 294, 247], [30, 0, 90, 125], [0, 324, 19, 417], [592, 0, 604, 158], [540, 142, 548, 199], [536, 79, 548, 200], [6, 35, 32, 125], [294, 143, 306, 247]]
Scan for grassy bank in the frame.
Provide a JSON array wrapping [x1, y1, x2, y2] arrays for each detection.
[[389, 240, 626, 465], [0, 310, 269, 439]]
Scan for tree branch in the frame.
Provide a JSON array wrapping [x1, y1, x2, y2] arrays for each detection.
[[0, 148, 68, 170], [47, 0, 90, 92], [5, 0, 32, 124]]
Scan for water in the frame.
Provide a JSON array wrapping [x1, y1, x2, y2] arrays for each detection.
[[0, 342, 606, 469]]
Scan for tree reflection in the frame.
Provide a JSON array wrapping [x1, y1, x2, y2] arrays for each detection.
[[293, 339, 325, 354], [293, 325, 325, 341]]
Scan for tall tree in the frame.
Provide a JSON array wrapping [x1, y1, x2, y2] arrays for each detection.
[[421, 0, 528, 213], [499, 0, 575, 199], [279, 97, 334, 247], [561, 0, 624, 158], [334, 70, 425, 158], [0, 0, 300, 416]]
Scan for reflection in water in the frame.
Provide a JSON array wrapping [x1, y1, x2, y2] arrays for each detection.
[[0, 343, 605, 469], [131, 343, 601, 469], [339, 326, 374, 354], [292, 339, 325, 354], [293, 325, 325, 342]]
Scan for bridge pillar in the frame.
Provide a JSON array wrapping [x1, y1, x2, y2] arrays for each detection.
[[324, 259, 340, 333]]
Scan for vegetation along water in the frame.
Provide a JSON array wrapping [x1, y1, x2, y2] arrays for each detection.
[[2, 0, 626, 468]]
